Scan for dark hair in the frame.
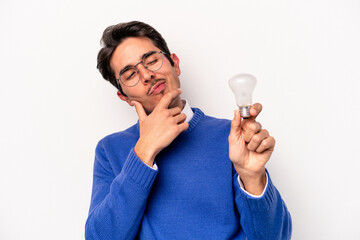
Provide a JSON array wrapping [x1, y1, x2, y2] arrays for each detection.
[[97, 21, 174, 95]]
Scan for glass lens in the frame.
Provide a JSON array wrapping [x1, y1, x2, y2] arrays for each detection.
[[119, 52, 164, 87], [144, 52, 163, 71], [120, 67, 139, 86]]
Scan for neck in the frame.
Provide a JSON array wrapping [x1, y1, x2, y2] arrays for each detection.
[[144, 97, 184, 115], [169, 96, 184, 110]]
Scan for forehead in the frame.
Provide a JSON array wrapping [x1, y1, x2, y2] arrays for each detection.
[[110, 37, 160, 74]]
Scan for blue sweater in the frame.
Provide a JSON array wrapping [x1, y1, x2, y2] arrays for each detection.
[[85, 108, 292, 239]]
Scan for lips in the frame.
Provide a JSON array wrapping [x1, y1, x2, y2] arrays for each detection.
[[148, 80, 166, 95]]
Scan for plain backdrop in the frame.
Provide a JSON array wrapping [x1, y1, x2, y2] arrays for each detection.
[[1, 0, 360, 239]]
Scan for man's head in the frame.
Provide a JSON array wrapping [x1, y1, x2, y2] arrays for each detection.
[[97, 21, 182, 113]]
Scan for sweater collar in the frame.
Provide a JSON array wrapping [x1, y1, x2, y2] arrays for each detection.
[[181, 107, 204, 135]]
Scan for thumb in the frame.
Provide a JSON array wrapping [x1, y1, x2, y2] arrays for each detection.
[[131, 100, 147, 121], [230, 109, 242, 137]]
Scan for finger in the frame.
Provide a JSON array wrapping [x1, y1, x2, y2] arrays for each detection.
[[230, 109, 242, 137], [255, 136, 275, 153], [131, 100, 147, 121], [245, 103, 263, 122], [168, 106, 182, 116], [173, 113, 187, 124], [156, 89, 182, 109], [247, 129, 269, 152], [177, 121, 189, 133], [242, 122, 262, 142]]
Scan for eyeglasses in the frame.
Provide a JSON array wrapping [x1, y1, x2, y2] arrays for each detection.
[[117, 51, 166, 87]]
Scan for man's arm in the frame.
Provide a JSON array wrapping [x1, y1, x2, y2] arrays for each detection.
[[229, 104, 292, 239], [233, 169, 292, 239], [85, 142, 158, 240], [85, 89, 188, 239]]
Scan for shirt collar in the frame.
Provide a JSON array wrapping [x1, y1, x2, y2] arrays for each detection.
[[181, 99, 194, 123]]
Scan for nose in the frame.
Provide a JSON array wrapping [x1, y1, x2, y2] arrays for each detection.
[[138, 64, 155, 84]]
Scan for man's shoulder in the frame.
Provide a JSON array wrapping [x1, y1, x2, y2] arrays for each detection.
[[192, 108, 231, 131], [195, 108, 231, 124]]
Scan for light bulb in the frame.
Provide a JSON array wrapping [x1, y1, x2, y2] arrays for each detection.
[[228, 73, 257, 119]]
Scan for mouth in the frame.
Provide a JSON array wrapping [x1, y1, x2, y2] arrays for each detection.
[[148, 80, 166, 96]]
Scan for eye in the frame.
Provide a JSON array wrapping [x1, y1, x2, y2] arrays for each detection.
[[126, 71, 136, 80], [144, 51, 159, 66], [121, 68, 137, 81], [147, 59, 158, 65]]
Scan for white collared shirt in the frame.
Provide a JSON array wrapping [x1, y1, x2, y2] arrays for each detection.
[[181, 99, 194, 123]]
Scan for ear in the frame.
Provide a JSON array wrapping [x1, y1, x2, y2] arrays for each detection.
[[170, 53, 181, 76], [117, 90, 132, 106]]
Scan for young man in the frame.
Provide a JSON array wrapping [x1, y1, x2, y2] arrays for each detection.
[[85, 21, 292, 239]]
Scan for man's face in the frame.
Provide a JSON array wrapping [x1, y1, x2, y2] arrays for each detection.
[[110, 37, 181, 114]]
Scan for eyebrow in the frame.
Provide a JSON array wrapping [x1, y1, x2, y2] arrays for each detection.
[[119, 51, 157, 75]]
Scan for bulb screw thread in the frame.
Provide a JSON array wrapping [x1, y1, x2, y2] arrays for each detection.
[[238, 105, 251, 119]]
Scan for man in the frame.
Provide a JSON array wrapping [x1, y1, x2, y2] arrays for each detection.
[[85, 21, 292, 240]]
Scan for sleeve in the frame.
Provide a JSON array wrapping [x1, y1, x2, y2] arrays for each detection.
[[237, 174, 268, 198], [233, 169, 292, 240], [85, 141, 158, 240]]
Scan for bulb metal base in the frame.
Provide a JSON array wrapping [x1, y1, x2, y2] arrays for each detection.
[[238, 105, 252, 119]]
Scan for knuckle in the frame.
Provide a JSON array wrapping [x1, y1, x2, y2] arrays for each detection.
[[262, 138, 269, 147], [262, 129, 269, 136], [176, 125, 184, 133], [249, 123, 256, 131], [247, 143, 255, 151], [163, 110, 171, 117], [252, 134, 261, 143], [171, 125, 178, 132], [263, 136, 275, 148], [169, 118, 176, 125], [181, 114, 187, 122], [244, 134, 251, 143], [251, 123, 260, 132]]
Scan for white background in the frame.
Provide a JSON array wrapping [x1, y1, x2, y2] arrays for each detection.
[[1, 0, 360, 239]]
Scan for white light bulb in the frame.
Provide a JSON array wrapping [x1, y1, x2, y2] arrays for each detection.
[[228, 73, 257, 118]]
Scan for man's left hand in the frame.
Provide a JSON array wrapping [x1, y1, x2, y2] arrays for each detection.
[[228, 103, 275, 195]]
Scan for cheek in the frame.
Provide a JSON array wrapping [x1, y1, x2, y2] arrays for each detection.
[[122, 85, 146, 98]]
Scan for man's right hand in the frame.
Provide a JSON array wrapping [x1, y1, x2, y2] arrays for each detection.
[[131, 89, 189, 167]]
